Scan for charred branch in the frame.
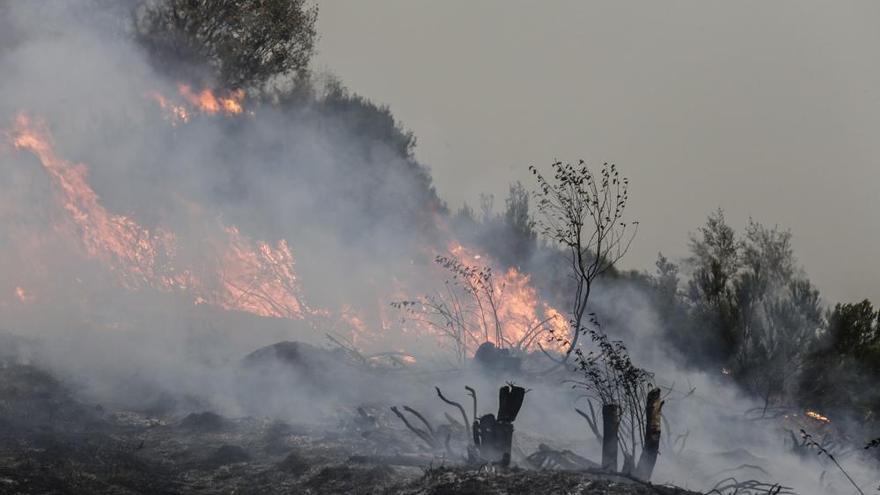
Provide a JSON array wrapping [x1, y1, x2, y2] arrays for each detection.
[[390, 406, 436, 450], [435, 387, 471, 442]]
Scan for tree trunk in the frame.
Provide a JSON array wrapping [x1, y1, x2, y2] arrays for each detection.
[[635, 388, 664, 481], [601, 404, 620, 471]]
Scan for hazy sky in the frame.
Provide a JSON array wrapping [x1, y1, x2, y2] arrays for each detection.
[[315, 1, 880, 305]]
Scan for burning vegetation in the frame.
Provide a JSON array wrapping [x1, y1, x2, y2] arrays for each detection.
[[1, 1, 879, 495]]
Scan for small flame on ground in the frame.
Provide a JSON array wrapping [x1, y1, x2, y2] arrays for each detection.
[[805, 410, 830, 423]]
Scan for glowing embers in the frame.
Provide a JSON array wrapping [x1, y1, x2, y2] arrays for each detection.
[[7, 115, 304, 320], [146, 91, 190, 125], [14, 286, 34, 303], [805, 410, 831, 423]]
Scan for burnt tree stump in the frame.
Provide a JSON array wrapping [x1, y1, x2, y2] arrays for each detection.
[[471, 384, 525, 467], [635, 387, 664, 481], [601, 404, 620, 471]]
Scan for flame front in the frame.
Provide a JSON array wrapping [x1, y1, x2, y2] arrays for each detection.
[[8, 115, 303, 320], [5, 112, 565, 359]]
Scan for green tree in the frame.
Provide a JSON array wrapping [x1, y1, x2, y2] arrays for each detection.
[[684, 212, 822, 408], [799, 301, 880, 420], [685, 209, 741, 362], [136, 0, 318, 90]]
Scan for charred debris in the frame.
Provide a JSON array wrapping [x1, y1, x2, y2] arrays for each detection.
[[0, 335, 702, 495]]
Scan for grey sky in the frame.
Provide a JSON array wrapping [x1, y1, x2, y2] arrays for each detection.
[[315, 1, 880, 305]]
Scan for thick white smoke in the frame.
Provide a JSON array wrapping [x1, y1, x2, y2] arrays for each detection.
[[0, 3, 875, 494]]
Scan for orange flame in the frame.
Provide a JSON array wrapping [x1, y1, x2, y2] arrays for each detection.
[[8, 115, 303, 320], [178, 85, 244, 116], [408, 241, 568, 354], [146, 91, 190, 126], [5, 113, 566, 359]]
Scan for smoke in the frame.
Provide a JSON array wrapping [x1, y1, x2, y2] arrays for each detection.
[[0, 2, 876, 494], [0, 0, 432, 418], [580, 278, 878, 494]]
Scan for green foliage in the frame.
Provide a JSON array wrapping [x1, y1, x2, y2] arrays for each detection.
[[684, 209, 741, 362], [135, 0, 318, 90], [317, 79, 418, 159], [799, 301, 880, 421], [662, 210, 824, 407]]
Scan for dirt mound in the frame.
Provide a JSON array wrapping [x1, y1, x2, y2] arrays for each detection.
[[179, 411, 228, 432], [242, 341, 341, 371]]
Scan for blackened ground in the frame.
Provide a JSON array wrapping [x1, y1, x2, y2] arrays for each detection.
[[0, 363, 699, 494]]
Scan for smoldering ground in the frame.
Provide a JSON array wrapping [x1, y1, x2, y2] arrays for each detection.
[[0, 2, 876, 494]]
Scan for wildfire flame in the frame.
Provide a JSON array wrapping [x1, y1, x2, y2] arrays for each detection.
[[5, 110, 567, 360], [147, 85, 245, 125], [146, 91, 190, 126], [410, 241, 569, 354], [178, 85, 244, 115], [8, 114, 304, 320]]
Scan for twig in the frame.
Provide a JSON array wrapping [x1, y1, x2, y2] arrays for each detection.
[[390, 406, 436, 449], [575, 406, 602, 443], [465, 386, 477, 422], [436, 387, 470, 442], [403, 406, 436, 438], [800, 429, 864, 495]]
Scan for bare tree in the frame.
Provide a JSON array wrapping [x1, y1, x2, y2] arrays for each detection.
[[529, 161, 637, 361]]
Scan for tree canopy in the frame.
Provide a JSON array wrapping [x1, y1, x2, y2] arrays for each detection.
[[136, 0, 318, 90]]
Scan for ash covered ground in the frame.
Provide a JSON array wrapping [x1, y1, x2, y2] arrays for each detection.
[[0, 336, 700, 495]]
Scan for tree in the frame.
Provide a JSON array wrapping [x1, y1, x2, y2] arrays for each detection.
[[135, 0, 318, 91], [732, 220, 821, 405], [827, 300, 880, 355], [530, 161, 637, 362], [799, 300, 880, 420], [685, 209, 740, 363], [648, 253, 695, 357], [683, 212, 823, 408], [503, 182, 537, 264]]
